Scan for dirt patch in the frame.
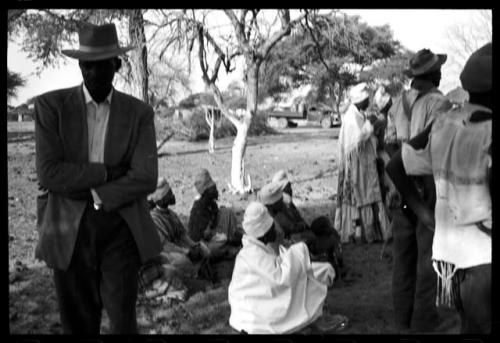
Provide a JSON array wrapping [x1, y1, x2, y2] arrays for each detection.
[[8, 123, 460, 334]]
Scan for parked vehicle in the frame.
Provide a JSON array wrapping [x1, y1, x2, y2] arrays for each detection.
[[266, 103, 341, 129]]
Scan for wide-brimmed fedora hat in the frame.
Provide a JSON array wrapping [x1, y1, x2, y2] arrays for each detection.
[[62, 23, 134, 61], [403, 49, 447, 77]]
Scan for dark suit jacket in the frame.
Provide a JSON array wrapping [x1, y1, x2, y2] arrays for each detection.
[[35, 85, 162, 270]]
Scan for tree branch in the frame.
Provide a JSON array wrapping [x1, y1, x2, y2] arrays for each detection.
[[258, 10, 307, 59]]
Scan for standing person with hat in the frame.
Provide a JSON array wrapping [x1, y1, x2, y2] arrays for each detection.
[[228, 201, 346, 334], [384, 49, 453, 333], [188, 169, 243, 258], [334, 82, 391, 244], [34, 23, 161, 333], [387, 43, 492, 333]]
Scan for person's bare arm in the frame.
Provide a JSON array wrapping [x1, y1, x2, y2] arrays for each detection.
[[386, 124, 435, 231]]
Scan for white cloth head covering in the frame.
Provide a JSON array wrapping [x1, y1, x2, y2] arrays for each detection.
[[194, 169, 216, 195], [374, 86, 391, 110], [147, 177, 172, 203], [348, 82, 370, 105], [272, 170, 289, 184], [242, 201, 274, 238], [258, 181, 287, 205]]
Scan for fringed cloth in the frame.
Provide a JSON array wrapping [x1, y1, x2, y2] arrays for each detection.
[[433, 260, 459, 308]]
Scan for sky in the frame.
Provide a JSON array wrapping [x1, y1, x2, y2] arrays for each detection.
[[7, 9, 491, 107]]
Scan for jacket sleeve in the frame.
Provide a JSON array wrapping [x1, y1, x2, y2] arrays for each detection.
[[94, 106, 158, 210], [35, 95, 107, 193]]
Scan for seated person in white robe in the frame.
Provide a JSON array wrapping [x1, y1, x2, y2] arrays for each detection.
[[228, 201, 337, 334]]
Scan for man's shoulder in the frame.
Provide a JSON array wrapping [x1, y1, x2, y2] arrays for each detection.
[[114, 90, 153, 113], [36, 86, 81, 104]]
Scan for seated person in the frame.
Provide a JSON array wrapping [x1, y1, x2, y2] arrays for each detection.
[[228, 201, 346, 334], [309, 216, 347, 279], [139, 178, 212, 303], [188, 169, 243, 259], [272, 170, 307, 223], [258, 179, 310, 240]]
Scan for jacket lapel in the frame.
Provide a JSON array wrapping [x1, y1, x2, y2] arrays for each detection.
[[104, 89, 128, 165], [65, 86, 89, 162]]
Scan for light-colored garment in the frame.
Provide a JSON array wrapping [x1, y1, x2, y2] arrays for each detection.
[[83, 83, 112, 205], [228, 235, 334, 334], [385, 87, 452, 144], [402, 102, 491, 269], [335, 104, 390, 243], [402, 103, 491, 305]]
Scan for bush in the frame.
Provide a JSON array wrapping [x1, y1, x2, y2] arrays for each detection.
[[154, 110, 276, 142]]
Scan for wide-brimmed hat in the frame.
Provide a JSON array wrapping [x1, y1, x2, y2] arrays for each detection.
[[460, 42, 492, 93], [62, 23, 134, 61], [148, 177, 172, 203], [348, 82, 370, 104], [258, 180, 287, 205], [194, 169, 216, 195], [242, 202, 274, 238], [403, 49, 447, 77]]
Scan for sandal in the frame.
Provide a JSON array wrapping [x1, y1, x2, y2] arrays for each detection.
[[313, 313, 349, 333]]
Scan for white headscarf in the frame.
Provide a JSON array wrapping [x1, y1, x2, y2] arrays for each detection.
[[242, 202, 274, 238], [348, 82, 370, 105]]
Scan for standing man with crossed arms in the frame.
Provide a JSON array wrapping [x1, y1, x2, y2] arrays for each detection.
[[35, 23, 161, 334]]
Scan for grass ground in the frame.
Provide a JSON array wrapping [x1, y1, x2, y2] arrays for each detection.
[[8, 121, 460, 334]]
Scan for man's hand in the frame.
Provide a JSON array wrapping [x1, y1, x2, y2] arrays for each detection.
[[203, 227, 215, 241], [105, 164, 129, 182], [367, 114, 378, 125]]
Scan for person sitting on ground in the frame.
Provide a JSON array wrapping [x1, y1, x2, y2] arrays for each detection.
[[258, 179, 311, 242], [271, 170, 307, 223], [138, 177, 213, 304], [258, 178, 344, 276], [188, 169, 243, 259], [228, 201, 347, 334], [309, 216, 347, 279]]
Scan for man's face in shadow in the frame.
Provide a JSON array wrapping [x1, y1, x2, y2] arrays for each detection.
[[79, 57, 118, 103]]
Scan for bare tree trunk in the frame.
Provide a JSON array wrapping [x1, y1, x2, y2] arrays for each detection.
[[128, 10, 149, 104], [205, 108, 215, 154], [231, 117, 251, 192], [228, 64, 258, 193]]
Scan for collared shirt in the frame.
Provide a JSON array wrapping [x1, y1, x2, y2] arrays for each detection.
[[385, 87, 452, 144], [82, 83, 113, 204], [401, 103, 491, 269]]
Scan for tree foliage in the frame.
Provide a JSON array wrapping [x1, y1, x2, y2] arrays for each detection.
[[7, 69, 27, 102], [261, 12, 403, 111]]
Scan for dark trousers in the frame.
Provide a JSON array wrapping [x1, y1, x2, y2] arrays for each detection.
[[53, 203, 141, 334], [391, 208, 439, 332], [454, 264, 491, 334]]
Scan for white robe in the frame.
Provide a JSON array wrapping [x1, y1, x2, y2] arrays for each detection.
[[228, 235, 335, 334]]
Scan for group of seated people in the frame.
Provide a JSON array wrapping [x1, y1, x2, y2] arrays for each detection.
[[139, 168, 348, 333]]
